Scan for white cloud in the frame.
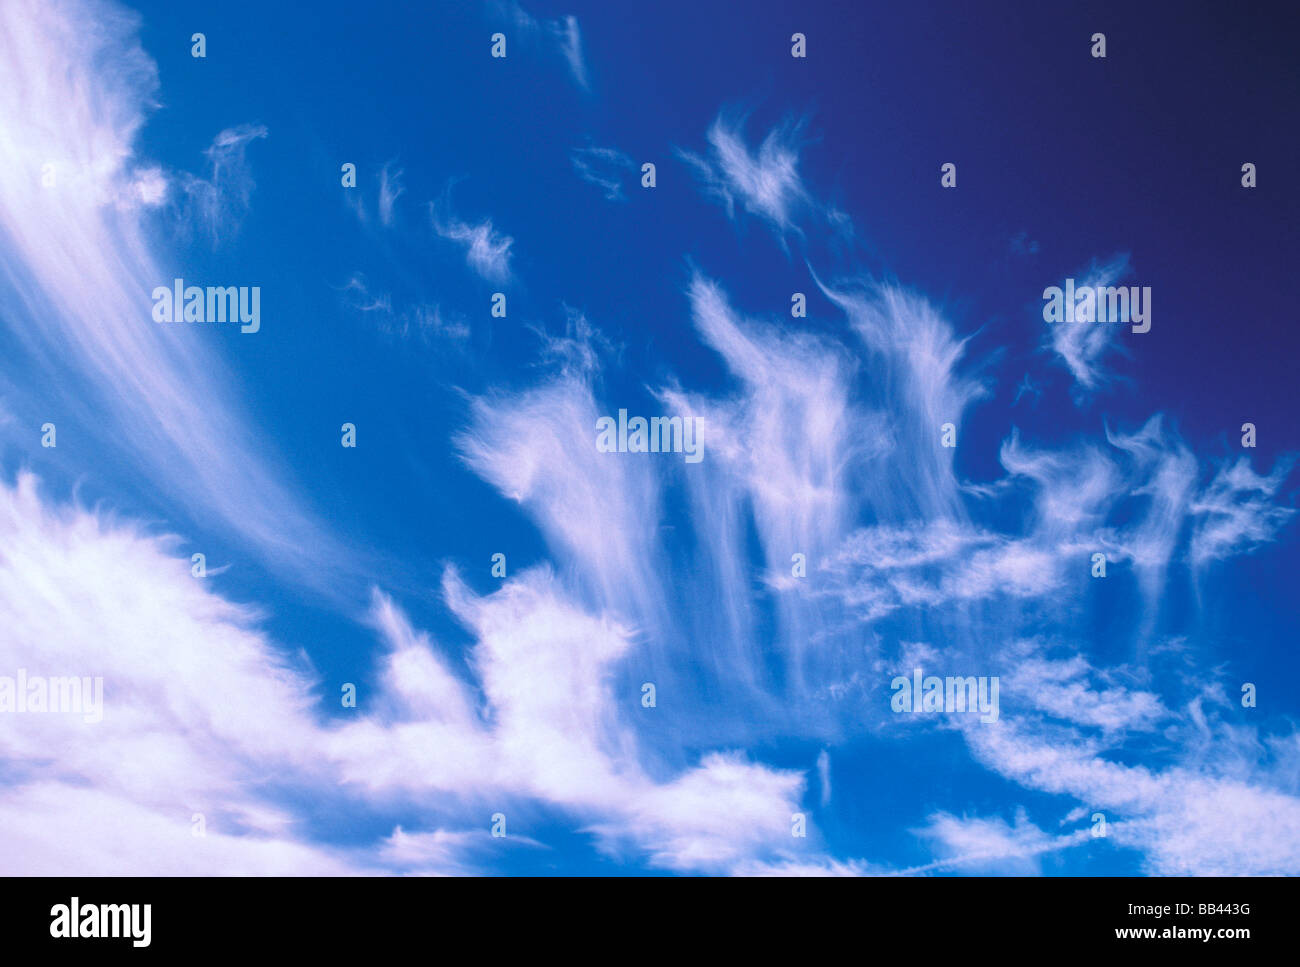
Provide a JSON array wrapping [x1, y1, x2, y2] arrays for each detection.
[[178, 123, 268, 244], [432, 204, 514, 283], [455, 377, 671, 638], [555, 15, 588, 90], [0, 0, 352, 593], [378, 160, 404, 227], [0, 472, 823, 875], [0, 473, 357, 873], [912, 808, 1085, 875], [340, 274, 470, 343], [490, 1, 589, 89], [678, 114, 812, 237], [967, 718, 1300, 875], [1045, 252, 1131, 394], [334, 567, 818, 873], [0, 785, 357, 876], [571, 143, 634, 200], [1190, 457, 1295, 567], [999, 644, 1166, 734]]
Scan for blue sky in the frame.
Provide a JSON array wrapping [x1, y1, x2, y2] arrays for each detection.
[[0, 0, 1297, 874]]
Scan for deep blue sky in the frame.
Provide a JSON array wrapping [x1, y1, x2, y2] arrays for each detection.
[[0, 0, 1296, 875]]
